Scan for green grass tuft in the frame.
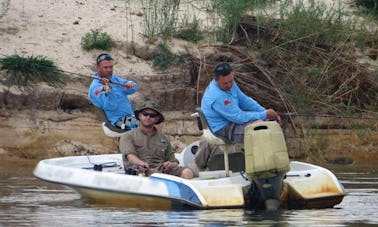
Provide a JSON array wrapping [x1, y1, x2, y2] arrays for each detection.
[[0, 54, 65, 90]]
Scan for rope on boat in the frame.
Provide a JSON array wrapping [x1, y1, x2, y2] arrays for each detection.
[[83, 156, 120, 171]]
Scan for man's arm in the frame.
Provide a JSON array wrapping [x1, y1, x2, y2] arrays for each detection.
[[212, 99, 266, 124], [127, 153, 149, 172]]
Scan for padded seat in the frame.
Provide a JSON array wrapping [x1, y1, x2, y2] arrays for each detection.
[[94, 106, 128, 138], [193, 107, 236, 176], [194, 107, 232, 145]]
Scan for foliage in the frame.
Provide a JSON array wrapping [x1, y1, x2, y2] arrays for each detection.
[[208, 0, 278, 43], [175, 18, 203, 42], [81, 29, 116, 51], [141, 0, 180, 41], [152, 44, 183, 70], [0, 54, 65, 90], [355, 0, 378, 15], [277, 0, 352, 47]]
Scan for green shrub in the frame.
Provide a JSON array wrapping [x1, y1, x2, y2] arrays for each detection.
[[81, 29, 116, 51], [355, 0, 378, 15], [175, 19, 203, 42], [0, 54, 65, 90], [152, 44, 183, 70]]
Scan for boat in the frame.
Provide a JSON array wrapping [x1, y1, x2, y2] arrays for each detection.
[[34, 109, 345, 210], [33, 141, 345, 210]]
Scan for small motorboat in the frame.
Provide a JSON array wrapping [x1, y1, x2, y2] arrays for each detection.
[[33, 120, 345, 210]]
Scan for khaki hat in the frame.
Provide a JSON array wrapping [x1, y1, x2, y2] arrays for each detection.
[[134, 100, 164, 124]]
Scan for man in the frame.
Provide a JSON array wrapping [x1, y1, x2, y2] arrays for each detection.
[[88, 53, 139, 130], [201, 62, 282, 144], [119, 100, 194, 179]]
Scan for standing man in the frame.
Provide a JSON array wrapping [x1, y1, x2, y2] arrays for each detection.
[[201, 62, 282, 144], [88, 53, 139, 130], [119, 100, 194, 179]]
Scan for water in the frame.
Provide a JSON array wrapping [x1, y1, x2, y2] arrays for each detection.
[[0, 158, 377, 226]]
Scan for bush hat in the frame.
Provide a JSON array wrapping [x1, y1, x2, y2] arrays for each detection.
[[214, 62, 233, 77], [134, 100, 164, 124]]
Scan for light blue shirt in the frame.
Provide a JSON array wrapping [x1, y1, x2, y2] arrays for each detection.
[[201, 80, 267, 132], [88, 73, 138, 125]]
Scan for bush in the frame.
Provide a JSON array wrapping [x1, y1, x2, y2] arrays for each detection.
[[81, 29, 116, 51], [0, 54, 65, 90], [175, 19, 203, 42], [355, 0, 378, 15], [152, 44, 183, 70]]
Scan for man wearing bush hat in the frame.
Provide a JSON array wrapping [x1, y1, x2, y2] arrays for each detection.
[[119, 100, 194, 179]]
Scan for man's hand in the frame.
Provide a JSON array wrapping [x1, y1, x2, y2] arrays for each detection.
[[161, 161, 178, 173], [266, 109, 282, 125], [124, 81, 134, 90], [137, 161, 149, 174], [99, 77, 110, 85]]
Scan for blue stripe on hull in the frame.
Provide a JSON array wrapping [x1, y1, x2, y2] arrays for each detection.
[[150, 177, 202, 206]]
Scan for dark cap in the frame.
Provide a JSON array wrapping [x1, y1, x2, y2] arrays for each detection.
[[214, 63, 233, 77], [134, 100, 164, 124]]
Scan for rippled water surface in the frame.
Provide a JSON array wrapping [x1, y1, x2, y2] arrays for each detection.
[[1, 159, 377, 226]]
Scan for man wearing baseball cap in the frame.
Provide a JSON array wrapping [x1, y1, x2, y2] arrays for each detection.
[[201, 62, 282, 144]]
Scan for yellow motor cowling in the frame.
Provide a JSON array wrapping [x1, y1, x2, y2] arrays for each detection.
[[244, 121, 290, 180]]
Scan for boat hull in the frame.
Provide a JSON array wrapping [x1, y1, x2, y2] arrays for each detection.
[[33, 154, 345, 210]]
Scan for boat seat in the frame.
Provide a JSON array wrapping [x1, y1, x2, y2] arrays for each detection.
[[194, 107, 233, 145], [193, 107, 236, 177], [207, 152, 245, 172], [94, 106, 128, 138]]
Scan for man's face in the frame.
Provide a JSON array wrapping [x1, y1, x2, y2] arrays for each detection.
[[96, 60, 113, 79], [215, 72, 234, 91], [139, 108, 159, 127]]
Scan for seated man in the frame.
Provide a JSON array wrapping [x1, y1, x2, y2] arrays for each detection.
[[201, 62, 282, 144], [88, 53, 139, 130], [119, 100, 194, 179]]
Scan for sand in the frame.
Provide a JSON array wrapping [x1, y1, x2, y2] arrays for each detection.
[[0, 0, 153, 78]]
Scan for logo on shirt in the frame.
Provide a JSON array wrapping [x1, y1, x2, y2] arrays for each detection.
[[95, 90, 101, 96], [224, 99, 231, 106]]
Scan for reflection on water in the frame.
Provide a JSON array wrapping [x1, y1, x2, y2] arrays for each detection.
[[0, 159, 377, 226]]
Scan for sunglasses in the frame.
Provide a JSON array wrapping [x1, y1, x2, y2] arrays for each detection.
[[142, 111, 158, 118], [215, 63, 233, 76], [96, 54, 113, 65]]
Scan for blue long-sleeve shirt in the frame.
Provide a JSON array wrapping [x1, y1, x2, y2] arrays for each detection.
[[201, 80, 267, 132], [88, 73, 138, 125]]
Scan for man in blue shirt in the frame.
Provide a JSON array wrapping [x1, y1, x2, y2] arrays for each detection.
[[201, 62, 282, 143], [88, 53, 139, 130]]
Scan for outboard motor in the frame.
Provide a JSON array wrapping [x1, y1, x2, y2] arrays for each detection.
[[244, 121, 290, 210]]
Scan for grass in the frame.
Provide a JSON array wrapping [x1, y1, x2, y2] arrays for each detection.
[[0, 54, 65, 91], [175, 18, 203, 43], [81, 29, 116, 51], [141, 0, 180, 42], [355, 0, 378, 16]]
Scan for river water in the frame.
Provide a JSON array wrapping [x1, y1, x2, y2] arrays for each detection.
[[0, 158, 377, 226]]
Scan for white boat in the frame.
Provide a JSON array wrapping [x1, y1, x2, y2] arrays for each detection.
[[34, 110, 345, 210], [33, 140, 345, 210]]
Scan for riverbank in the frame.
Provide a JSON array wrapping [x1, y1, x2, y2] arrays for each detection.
[[0, 0, 376, 165]]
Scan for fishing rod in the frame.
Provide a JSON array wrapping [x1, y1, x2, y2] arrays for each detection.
[[53, 68, 127, 86], [0, 53, 175, 87], [279, 112, 377, 120]]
